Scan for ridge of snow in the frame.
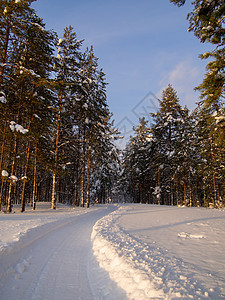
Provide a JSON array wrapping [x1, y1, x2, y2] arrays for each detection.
[[92, 206, 166, 299]]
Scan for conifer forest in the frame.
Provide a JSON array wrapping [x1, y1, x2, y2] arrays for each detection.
[[0, 0, 224, 212]]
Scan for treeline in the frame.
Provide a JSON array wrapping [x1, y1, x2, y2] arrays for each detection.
[[121, 0, 225, 208], [0, 0, 120, 212], [122, 84, 225, 207]]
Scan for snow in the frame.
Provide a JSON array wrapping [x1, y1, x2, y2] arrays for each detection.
[[33, 114, 41, 120], [1, 170, 9, 177], [0, 95, 6, 104], [0, 203, 126, 300], [9, 121, 29, 134], [92, 204, 225, 299], [32, 22, 45, 31], [9, 175, 18, 183], [0, 203, 94, 252], [0, 91, 6, 104], [0, 203, 225, 299], [215, 115, 225, 124], [58, 38, 63, 45]]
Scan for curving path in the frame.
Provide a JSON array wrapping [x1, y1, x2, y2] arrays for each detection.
[[0, 206, 126, 300]]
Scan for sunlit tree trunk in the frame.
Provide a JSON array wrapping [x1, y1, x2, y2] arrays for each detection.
[[176, 178, 179, 206], [51, 92, 62, 210], [158, 167, 161, 205], [20, 140, 31, 212], [20, 115, 33, 212], [183, 182, 186, 206], [80, 125, 86, 207], [188, 166, 192, 207], [7, 137, 17, 213], [0, 120, 7, 210], [0, 17, 10, 88], [210, 137, 220, 207], [86, 143, 92, 208], [32, 140, 38, 210]]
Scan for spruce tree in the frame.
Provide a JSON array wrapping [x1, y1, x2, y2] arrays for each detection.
[[151, 84, 184, 205]]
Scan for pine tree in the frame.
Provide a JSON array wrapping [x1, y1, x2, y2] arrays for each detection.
[[0, 1, 56, 212], [170, 0, 225, 151], [50, 26, 83, 209]]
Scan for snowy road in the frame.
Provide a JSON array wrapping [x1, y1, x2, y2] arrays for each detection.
[[0, 206, 126, 300], [1, 203, 225, 299]]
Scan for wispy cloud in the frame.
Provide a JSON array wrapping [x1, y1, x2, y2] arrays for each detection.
[[159, 58, 204, 110]]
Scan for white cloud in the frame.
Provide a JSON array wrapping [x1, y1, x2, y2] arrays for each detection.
[[159, 58, 204, 111]]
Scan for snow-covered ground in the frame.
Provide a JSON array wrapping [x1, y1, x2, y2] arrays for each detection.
[[93, 204, 225, 299], [0, 203, 225, 299]]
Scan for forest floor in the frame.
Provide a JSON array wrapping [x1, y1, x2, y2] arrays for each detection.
[[0, 202, 225, 299]]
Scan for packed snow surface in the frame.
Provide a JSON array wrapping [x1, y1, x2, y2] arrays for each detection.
[[92, 204, 225, 299], [0, 203, 225, 299], [0, 203, 126, 300]]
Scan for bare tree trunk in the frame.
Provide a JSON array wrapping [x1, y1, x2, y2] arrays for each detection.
[[0, 120, 7, 170], [188, 166, 192, 207], [176, 178, 179, 206], [210, 137, 220, 207], [0, 120, 7, 211], [183, 182, 186, 206], [86, 143, 92, 208], [7, 137, 17, 213], [20, 111, 34, 212], [32, 140, 38, 210], [0, 18, 10, 88], [0, 180, 4, 211], [20, 140, 31, 212], [51, 93, 63, 210], [80, 126, 86, 207], [73, 165, 79, 206], [158, 167, 161, 205]]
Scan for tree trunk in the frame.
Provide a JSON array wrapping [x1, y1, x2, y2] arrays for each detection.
[[0, 120, 7, 170], [21, 111, 34, 212], [158, 167, 161, 205], [210, 137, 220, 207], [0, 120, 7, 211], [51, 92, 63, 210], [80, 126, 86, 207], [176, 178, 179, 206], [73, 164, 79, 206], [0, 17, 10, 88], [188, 166, 192, 207], [7, 137, 17, 213], [183, 182, 186, 206], [20, 140, 31, 212], [86, 143, 92, 208], [32, 140, 38, 210]]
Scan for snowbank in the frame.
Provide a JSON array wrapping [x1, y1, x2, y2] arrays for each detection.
[[92, 204, 224, 299]]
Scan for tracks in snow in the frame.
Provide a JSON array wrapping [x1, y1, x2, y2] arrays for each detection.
[[0, 206, 126, 300]]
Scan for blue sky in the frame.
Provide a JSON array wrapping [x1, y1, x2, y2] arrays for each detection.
[[32, 0, 211, 146]]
